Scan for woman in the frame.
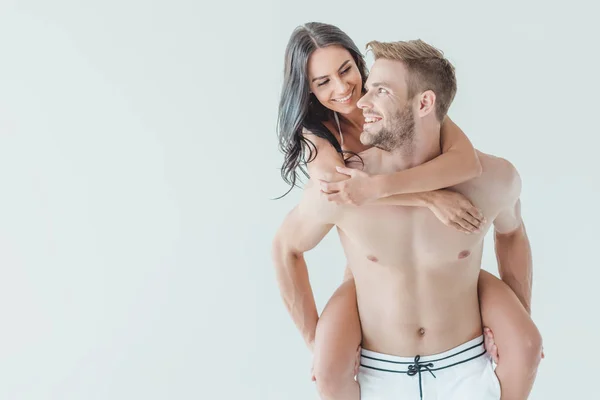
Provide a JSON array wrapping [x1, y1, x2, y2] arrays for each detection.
[[277, 22, 542, 400]]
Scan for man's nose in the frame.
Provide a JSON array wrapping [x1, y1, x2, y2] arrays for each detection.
[[357, 92, 371, 109]]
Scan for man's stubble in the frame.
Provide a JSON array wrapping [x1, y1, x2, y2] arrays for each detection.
[[363, 105, 416, 153]]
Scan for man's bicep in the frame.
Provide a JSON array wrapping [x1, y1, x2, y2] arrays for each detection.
[[494, 198, 523, 234], [492, 158, 523, 234]]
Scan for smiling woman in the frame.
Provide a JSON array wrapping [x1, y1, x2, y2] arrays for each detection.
[[308, 48, 363, 112], [277, 23, 369, 193]]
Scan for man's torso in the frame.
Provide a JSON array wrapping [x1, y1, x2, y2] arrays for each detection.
[[330, 150, 514, 356]]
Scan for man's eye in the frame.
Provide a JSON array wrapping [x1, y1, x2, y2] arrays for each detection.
[[378, 88, 389, 94]]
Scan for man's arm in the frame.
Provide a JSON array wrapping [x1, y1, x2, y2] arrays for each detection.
[[271, 185, 339, 351], [493, 164, 533, 313]]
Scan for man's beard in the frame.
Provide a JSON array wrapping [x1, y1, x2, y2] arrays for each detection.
[[363, 105, 415, 152]]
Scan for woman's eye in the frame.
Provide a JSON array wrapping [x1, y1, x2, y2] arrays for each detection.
[[340, 67, 351, 75], [317, 80, 329, 87]]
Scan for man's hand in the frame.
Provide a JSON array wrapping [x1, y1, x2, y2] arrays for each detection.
[[484, 327, 499, 363], [353, 345, 361, 377], [309, 340, 316, 381], [319, 166, 382, 206]]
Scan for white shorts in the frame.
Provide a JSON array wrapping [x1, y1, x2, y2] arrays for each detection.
[[357, 335, 501, 400]]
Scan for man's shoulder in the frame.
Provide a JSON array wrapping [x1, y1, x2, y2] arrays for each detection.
[[476, 151, 522, 199], [298, 180, 343, 224]]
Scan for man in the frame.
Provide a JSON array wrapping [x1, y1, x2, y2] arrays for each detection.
[[273, 39, 532, 399]]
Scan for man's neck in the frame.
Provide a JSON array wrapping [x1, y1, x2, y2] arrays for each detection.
[[383, 118, 442, 172]]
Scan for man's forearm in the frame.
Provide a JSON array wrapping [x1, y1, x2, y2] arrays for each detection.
[[495, 224, 533, 313], [272, 249, 319, 350]]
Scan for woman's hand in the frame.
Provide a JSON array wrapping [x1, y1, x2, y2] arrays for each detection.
[[424, 190, 486, 234], [319, 166, 383, 206]]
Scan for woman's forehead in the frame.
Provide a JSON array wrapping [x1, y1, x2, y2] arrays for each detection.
[[308, 46, 353, 76]]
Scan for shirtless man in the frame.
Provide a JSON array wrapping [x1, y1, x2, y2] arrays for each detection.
[[272, 39, 530, 399]]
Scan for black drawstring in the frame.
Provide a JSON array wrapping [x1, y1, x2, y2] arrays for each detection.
[[407, 355, 436, 400]]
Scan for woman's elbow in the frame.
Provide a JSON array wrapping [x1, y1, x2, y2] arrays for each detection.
[[307, 163, 333, 182], [308, 166, 341, 183], [467, 151, 483, 179], [316, 170, 337, 183]]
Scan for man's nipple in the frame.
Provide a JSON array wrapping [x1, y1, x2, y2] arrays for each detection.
[[458, 250, 471, 259]]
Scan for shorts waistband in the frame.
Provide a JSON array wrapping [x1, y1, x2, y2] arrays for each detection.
[[360, 335, 486, 374]]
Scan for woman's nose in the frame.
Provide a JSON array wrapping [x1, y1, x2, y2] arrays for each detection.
[[334, 78, 350, 95]]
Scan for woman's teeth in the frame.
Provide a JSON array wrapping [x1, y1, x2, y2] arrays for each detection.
[[365, 117, 381, 123], [333, 91, 353, 103]]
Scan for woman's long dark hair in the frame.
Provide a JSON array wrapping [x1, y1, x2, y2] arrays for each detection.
[[277, 22, 368, 196]]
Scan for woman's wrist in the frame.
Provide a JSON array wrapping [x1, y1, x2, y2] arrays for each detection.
[[372, 174, 391, 199], [417, 190, 436, 207]]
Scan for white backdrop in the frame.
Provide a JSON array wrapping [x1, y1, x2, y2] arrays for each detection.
[[1, 0, 598, 399]]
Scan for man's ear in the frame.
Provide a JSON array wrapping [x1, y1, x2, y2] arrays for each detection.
[[418, 90, 436, 117]]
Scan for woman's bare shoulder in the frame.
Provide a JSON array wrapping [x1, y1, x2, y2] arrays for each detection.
[[301, 126, 345, 182]]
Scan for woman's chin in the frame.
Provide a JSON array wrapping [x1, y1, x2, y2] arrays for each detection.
[[329, 101, 358, 114], [359, 131, 372, 145]]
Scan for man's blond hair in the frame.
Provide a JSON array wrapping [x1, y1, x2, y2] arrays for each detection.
[[366, 39, 457, 121]]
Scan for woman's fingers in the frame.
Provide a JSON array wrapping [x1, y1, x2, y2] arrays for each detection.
[[461, 212, 482, 231], [453, 215, 478, 233], [450, 221, 471, 234], [467, 207, 485, 224]]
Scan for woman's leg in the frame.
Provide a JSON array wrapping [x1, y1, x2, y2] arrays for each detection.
[[312, 268, 362, 400], [478, 270, 543, 400]]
